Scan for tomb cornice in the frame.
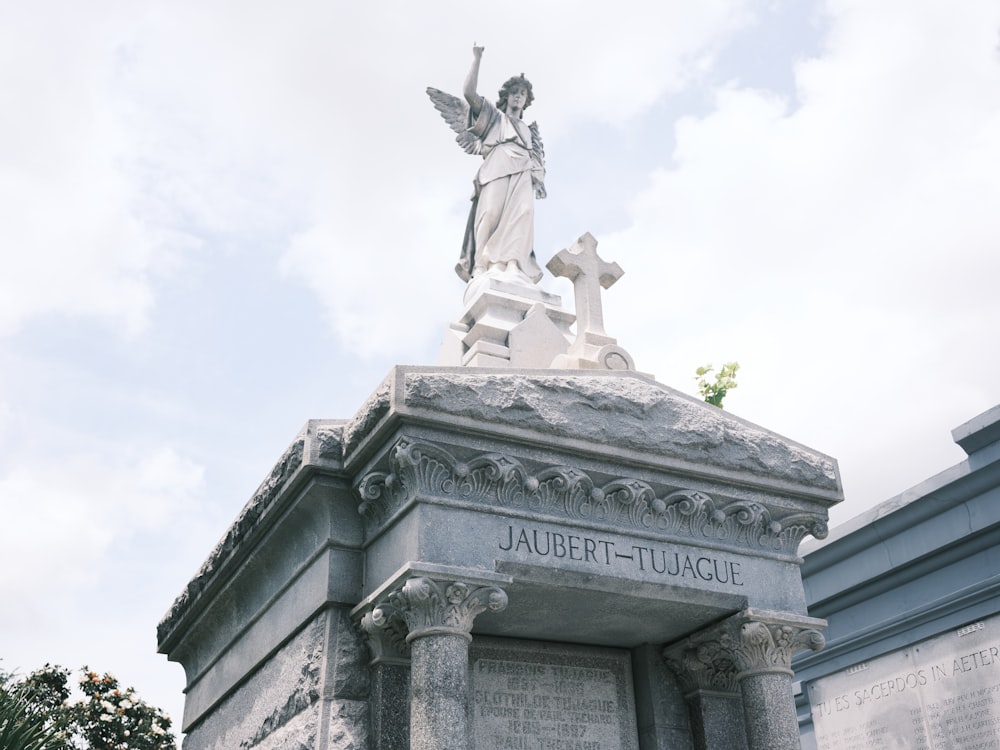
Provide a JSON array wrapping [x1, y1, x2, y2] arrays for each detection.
[[340, 366, 843, 506], [156, 420, 349, 651], [355, 435, 831, 562]]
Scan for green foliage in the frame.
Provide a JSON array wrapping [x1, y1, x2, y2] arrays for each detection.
[[75, 668, 174, 750], [0, 666, 175, 750], [695, 362, 740, 408], [0, 666, 70, 750]]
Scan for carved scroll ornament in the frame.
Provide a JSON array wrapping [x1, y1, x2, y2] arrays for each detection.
[[356, 438, 828, 558]]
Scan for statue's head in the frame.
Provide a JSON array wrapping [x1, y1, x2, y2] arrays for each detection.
[[497, 74, 534, 113]]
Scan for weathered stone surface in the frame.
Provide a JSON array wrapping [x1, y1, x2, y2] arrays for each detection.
[[159, 420, 345, 644], [314, 422, 346, 463], [246, 708, 319, 750], [159, 434, 305, 644], [180, 608, 371, 750], [343, 376, 393, 458], [327, 608, 370, 700], [163, 476, 362, 731], [388, 369, 839, 493], [337, 368, 841, 501], [181, 614, 327, 750], [325, 701, 369, 750]]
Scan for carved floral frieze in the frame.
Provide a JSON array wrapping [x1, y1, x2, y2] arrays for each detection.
[[356, 438, 828, 558]]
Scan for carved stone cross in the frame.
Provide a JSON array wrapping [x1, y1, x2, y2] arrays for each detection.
[[547, 232, 622, 340], [546, 232, 634, 371]]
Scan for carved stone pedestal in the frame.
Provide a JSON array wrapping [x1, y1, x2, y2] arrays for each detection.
[[438, 275, 573, 368], [439, 231, 639, 371]]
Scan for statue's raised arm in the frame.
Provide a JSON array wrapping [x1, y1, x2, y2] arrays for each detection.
[[464, 45, 485, 117], [427, 46, 547, 284]]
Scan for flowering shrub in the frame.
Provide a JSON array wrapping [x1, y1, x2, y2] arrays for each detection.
[[695, 362, 740, 408], [75, 668, 174, 750], [0, 665, 175, 750]]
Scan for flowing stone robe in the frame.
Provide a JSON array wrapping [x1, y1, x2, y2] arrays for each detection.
[[457, 98, 545, 282]]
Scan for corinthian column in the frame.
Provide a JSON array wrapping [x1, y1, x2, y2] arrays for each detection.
[[726, 611, 825, 750], [662, 637, 747, 750], [359, 612, 411, 750], [665, 609, 824, 750], [369, 576, 508, 750]]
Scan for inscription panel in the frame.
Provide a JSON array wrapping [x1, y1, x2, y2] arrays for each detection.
[[497, 523, 747, 589], [809, 614, 1000, 749], [378, 507, 806, 614], [470, 637, 638, 750]]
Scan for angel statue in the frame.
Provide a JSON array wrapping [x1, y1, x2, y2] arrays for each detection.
[[428, 45, 547, 284]]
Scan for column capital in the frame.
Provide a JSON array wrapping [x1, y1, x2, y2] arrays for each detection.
[[726, 615, 825, 678], [370, 576, 508, 643], [665, 609, 826, 685], [663, 636, 740, 696], [359, 609, 411, 665]]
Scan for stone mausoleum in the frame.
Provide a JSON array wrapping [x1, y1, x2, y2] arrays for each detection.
[[158, 233, 844, 750]]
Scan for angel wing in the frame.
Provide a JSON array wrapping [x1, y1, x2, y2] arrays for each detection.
[[426, 87, 481, 155]]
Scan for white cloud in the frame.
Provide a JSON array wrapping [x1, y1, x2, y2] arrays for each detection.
[[600, 0, 1000, 515], [4, 0, 994, 525], [261, 1, 755, 358], [0, 3, 158, 337], [1, 0, 756, 354], [3, 0, 997, 732], [0, 1, 749, 356], [0, 445, 205, 610]]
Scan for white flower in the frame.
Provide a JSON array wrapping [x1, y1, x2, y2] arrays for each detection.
[[120, 699, 132, 710], [151, 723, 166, 736], [100, 713, 114, 722], [101, 700, 116, 713]]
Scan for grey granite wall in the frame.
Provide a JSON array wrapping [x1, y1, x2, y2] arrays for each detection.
[[631, 644, 693, 750], [182, 607, 369, 750]]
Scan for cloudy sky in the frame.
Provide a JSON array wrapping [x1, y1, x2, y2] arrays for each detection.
[[2, 0, 998, 738]]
